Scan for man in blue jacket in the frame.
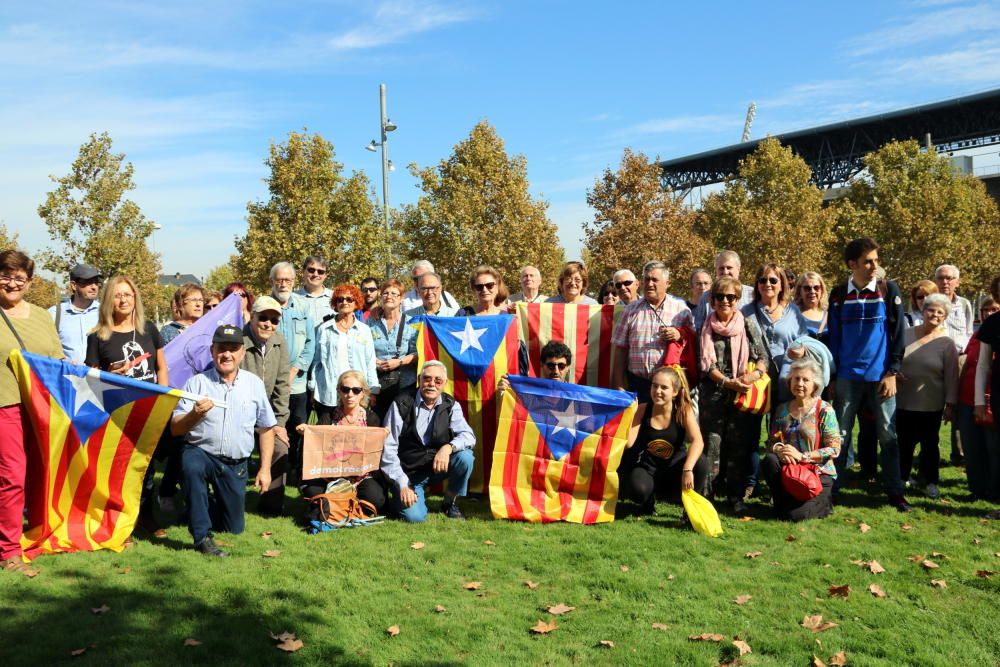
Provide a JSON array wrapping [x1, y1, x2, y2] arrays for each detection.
[[827, 238, 910, 511]]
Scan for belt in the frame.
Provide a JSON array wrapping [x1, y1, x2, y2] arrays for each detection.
[[215, 454, 248, 466]]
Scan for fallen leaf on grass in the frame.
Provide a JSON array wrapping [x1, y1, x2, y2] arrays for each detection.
[[785, 535, 798, 542], [260, 531, 273, 540], [214, 539, 231, 547], [827, 585, 851, 598], [530, 619, 557, 634], [802, 615, 839, 633], [524, 580, 539, 590], [733, 639, 752, 655], [483, 539, 496, 546], [994, 552, 1000, 558], [667, 574, 675, 580], [270, 631, 304, 653], [410, 542, 425, 550], [734, 594, 752, 605], [738, 516, 755, 521], [900, 524, 912, 531], [386, 625, 400, 637], [972, 538, 981, 545], [921, 560, 939, 570], [868, 584, 887, 598], [939, 498, 953, 505], [930, 551, 948, 559], [811, 656, 827, 667], [434, 604, 446, 613], [976, 570, 995, 579], [619, 564, 629, 572], [859, 523, 871, 533], [867, 561, 886, 574], [688, 633, 725, 642], [70, 648, 87, 657], [91, 604, 110, 615], [183, 638, 202, 647], [745, 551, 762, 559], [463, 581, 483, 590], [262, 550, 281, 558], [597, 640, 615, 648], [830, 650, 848, 666], [931, 579, 948, 588], [119, 567, 131, 575], [546, 603, 576, 615], [906, 554, 925, 563], [651, 622, 670, 631], [270, 631, 296, 642]]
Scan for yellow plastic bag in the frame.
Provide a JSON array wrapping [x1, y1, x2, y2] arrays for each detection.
[[681, 489, 723, 537]]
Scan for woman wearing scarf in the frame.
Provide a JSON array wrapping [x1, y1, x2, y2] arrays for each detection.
[[698, 275, 769, 515]]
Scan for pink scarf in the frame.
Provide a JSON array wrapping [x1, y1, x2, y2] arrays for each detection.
[[700, 309, 751, 377]]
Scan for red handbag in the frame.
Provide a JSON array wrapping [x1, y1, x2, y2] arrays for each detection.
[[780, 401, 823, 501]]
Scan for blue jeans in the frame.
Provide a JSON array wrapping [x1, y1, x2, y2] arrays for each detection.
[[396, 449, 474, 523], [957, 404, 1000, 501], [182, 446, 248, 545], [833, 377, 903, 497]]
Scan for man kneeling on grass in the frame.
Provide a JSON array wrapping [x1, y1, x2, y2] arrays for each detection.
[[380, 361, 475, 522], [171, 325, 277, 557]]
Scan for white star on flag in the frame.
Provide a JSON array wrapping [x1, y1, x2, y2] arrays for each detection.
[[449, 318, 488, 355], [549, 402, 588, 437], [64, 371, 111, 414]]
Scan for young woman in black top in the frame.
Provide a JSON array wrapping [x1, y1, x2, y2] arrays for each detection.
[[624, 365, 708, 515]]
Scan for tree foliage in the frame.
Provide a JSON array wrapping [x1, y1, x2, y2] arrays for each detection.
[[37, 132, 164, 310], [700, 137, 838, 278], [204, 262, 236, 292], [834, 140, 1000, 292], [584, 148, 712, 286], [233, 130, 386, 292], [401, 121, 564, 297]]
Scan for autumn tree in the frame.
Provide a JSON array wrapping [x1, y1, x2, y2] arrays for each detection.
[[204, 262, 236, 291], [37, 132, 164, 310], [233, 130, 386, 291], [700, 137, 837, 278], [401, 121, 564, 297], [584, 148, 712, 286], [0, 224, 18, 253], [834, 140, 1000, 291]]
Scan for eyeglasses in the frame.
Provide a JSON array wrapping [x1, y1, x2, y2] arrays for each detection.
[[419, 285, 441, 292], [333, 296, 355, 304], [273, 277, 294, 285], [338, 386, 363, 395], [938, 275, 958, 282], [381, 292, 401, 299], [473, 282, 496, 292], [713, 293, 738, 303], [361, 286, 379, 293], [757, 276, 780, 285], [563, 277, 584, 285], [305, 267, 327, 275], [421, 376, 446, 385], [800, 285, 821, 292], [0, 274, 28, 286], [257, 314, 280, 325], [614, 280, 634, 289], [183, 298, 205, 305], [113, 292, 135, 300], [915, 294, 927, 300], [544, 361, 569, 371]]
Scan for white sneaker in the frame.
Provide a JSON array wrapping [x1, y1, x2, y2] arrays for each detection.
[[905, 477, 917, 489], [159, 496, 176, 513], [924, 483, 940, 499]]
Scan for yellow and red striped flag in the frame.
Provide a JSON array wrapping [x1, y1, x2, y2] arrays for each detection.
[[489, 376, 637, 523], [515, 302, 623, 387], [415, 315, 520, 492], [10, 350, 183, 559]]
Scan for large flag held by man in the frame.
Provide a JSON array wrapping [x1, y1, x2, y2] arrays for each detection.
[[10, 350, 184, 559], [164, 292, 243, 388], [489, 376, 637, 524], [515, 302, 622, 388], [415, 314, 520, 492]]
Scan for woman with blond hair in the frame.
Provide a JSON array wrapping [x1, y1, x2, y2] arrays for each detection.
[[793, 272, 829, 335], [460, 265, 509, 315], [905, 280, 938, 327], [546, 261, 598, 305]]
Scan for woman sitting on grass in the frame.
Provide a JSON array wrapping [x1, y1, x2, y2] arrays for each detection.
[[761, 359, 841, 521], [623, 366, 708, 516]]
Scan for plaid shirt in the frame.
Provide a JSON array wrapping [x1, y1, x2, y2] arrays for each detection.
[[612, 295, 692, 378]]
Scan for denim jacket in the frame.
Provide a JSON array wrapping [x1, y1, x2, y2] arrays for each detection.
[[311, 317, 380, 406], [276, 292, 315, 395]]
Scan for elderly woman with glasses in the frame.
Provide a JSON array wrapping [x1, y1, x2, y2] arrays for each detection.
[[311, 284, 379, 424], [460, 265, 509, 316], [160, 283, 206, 344], [793, 272, 829, 336], [546, 261, 599, 305], [371, 279, 418, 421]]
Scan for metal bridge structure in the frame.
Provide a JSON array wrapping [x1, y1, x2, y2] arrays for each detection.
[[658, 88, 1000, 191]]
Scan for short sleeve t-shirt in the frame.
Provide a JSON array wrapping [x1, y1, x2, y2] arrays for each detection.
[[86, 321, 163, 383], [977, 312, 1000, 414]]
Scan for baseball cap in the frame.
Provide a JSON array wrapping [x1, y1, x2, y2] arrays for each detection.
[[252, 295, 283, 315], [212, 324, 244, 346], [70, 264, 102, 281]]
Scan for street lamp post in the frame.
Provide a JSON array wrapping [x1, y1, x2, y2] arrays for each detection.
[[367, 83, 397, 279]]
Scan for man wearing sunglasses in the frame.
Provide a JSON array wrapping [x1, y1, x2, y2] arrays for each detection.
[[48, 263, 102, 364], [240, 296, 291, 515], [381, 361, 475, 522], [612, 269, 639, 305], [358, 277, 380, 322], [295, 255, 333, 324]]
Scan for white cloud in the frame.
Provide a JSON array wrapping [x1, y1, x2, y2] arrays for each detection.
[[621, 114, 736, 137], [846, 2, 1000, 56], [886, 39, 1000, 84], [327, 1, 475, 50]]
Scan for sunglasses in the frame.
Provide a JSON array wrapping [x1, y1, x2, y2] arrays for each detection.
[[713, 293, 738, 303], [544, 361, 569, 371], [757, 276, 780, 285], [333, 296, 355, 304], [306, 267, 327, 275], [800, 285, 821, 292], [361, 286, 378, 293], [257, 314, 280, 325], [473, 282, 496, 292], [338, 386, 363, 395], [614, 280, 634, 289]]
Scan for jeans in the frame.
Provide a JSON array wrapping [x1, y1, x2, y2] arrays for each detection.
[[833, 377, 903, 497], [395, 449, 474, 523], [182, 446, 248, 545], [957, 404, 1000, 501]]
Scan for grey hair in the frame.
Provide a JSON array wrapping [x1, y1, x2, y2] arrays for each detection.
[[935, 264, 960, 279], [923, 293, 952, 313], [613, 269, 636, 282], [690, 268, 711, 283], [420, 360, 448, 378], [269, 261, 296, 281], [520, 265, 540, 275], [787, 358, 824, 396], [715, 250, 741, 268], [642, 261, 670, 281], [411, 260, 435, 275], [417, 271, 443, 286]]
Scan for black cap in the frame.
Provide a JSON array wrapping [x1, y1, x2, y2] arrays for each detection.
[[70, 264, 102, 281], [212, 324, 244, 346]]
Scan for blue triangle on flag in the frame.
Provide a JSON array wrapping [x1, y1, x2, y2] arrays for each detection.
[[508, 375, 637, 461], [421, 314, 514, 384]]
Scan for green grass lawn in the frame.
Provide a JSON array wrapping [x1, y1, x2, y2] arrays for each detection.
[[2, 461, 998, 666]]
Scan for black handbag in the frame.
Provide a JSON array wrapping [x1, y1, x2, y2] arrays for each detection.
[[376, 315, 406, 389]]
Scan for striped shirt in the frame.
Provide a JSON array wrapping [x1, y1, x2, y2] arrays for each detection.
[[612, 295, 692, 378]]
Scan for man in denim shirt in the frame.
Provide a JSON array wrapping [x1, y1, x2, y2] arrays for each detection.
[[48, 263, 101, 364]]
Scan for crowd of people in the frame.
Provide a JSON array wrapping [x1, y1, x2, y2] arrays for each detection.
[[1, 237, 998, 566]]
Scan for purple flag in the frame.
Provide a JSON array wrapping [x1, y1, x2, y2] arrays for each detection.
[[164, 293, 244, 388]]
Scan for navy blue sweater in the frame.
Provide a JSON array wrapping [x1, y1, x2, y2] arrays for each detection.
[[827, 279, 904, 382]]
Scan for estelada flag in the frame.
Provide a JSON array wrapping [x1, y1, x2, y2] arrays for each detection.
[[414, 314, 520, 492], [489, 376, 637, 524], [515, 302, 623, 387], [10, 350, 183, 559]]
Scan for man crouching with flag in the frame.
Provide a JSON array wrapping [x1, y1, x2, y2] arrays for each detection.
[[171, 325, 277, 557]]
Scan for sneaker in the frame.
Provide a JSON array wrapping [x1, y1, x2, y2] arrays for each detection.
[[442, 499, 465, 520], [158, 496, 176, 513], [889, 495, 914, 512], [731, 499, 748, 516], [905, 477, 917, 490], [196, 537, 229, 558], [924, 483, 940, 499]]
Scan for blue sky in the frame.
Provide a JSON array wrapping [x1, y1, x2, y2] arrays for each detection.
[[2, 0, 999, 279]]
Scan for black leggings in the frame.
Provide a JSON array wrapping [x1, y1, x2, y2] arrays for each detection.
[[624, 449, 709, 507], [301, 475, 387, 520], [897, 409, 944, 484], [761, 453, 833, 521]]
